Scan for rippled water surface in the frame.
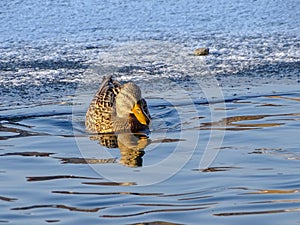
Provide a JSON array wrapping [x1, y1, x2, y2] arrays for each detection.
[[1, 0, 300, 224], [1, 85, 300, 224]]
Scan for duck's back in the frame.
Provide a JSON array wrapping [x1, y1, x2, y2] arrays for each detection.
[[85, 76, 120, 133]]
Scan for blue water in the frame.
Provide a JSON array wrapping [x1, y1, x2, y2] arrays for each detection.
[[1, 0, 300, 224]]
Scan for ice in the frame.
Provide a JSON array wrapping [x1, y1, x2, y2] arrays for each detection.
[[0, 0, 299, 109]]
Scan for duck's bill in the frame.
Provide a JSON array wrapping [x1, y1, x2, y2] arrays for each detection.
[[132, 103, 150, 125]]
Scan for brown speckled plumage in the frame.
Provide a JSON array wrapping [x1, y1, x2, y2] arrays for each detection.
[[85, 76, 151, 133]]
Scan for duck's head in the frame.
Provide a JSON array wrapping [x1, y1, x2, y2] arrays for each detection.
[[115, 83, 150, 126]]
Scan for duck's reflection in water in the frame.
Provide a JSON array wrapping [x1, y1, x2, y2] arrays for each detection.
[[90, 132, 150, 167]]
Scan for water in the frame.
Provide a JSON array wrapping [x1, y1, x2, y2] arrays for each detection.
[[1, 0, 300, 224]]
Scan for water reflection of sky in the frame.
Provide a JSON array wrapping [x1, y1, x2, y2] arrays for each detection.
[[1, 90, 300, 224]]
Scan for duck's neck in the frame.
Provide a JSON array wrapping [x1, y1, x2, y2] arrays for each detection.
[[112, 114, 148, 132], [112, 117, 131, 132]]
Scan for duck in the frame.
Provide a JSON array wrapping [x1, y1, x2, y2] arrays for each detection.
[[85, 76, 151, 133]]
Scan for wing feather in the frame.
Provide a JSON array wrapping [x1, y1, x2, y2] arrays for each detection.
[[85, 76, 120, 133]]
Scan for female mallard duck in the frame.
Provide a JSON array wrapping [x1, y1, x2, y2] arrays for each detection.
[[85, 76, 151, 133]]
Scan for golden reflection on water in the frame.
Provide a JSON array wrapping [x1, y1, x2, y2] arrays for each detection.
[[90, 132, 150, 167], [214, 207, 300, 216], [200, 113, 300, 131], [247, 189, 300, 194], [251, 199, 300, 204], [214, 187, 300, 217], [268, 95, 300, 102]]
